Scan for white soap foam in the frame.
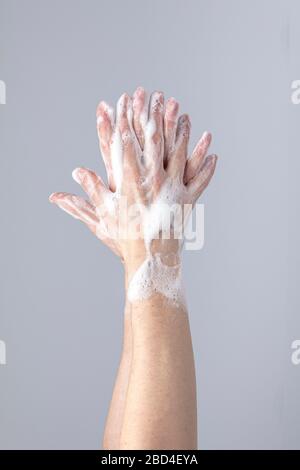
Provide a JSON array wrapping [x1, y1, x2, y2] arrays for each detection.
[[110, 128, 123, 192], [142, 176, 185, 253], [127, 253, 184, 306], [127, 175, 190, 307], [95, 93, 191, 307], [143, 117, 156, 169]]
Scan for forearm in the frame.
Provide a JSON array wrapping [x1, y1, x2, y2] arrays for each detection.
[[50, 86, 217, 451], [120, 262, 197, 450], [102, 302, 132, 449]]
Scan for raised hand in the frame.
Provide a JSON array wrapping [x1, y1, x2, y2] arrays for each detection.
[[49, 88, 217, 266]]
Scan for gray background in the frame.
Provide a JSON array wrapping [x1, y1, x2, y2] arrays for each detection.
[[0, 0, 299, 449]]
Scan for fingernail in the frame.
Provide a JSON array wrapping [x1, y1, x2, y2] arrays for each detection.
[[97, 102, 114, 127], [168, 97, 178, 109], [117, 93, 128, 115], [135, 86, 145, 96], [49, 193, 56, 203], [151, 91, 164, 111], [207, 154, 217, 166], [178, 114, 190, 126], [203, 131, 211, 140]]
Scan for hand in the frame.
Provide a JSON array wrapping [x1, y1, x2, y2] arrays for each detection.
[[49, 87, 217, 268]]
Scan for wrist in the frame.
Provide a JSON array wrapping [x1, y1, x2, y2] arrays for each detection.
[[123, 237, 182, 269], [124, 250, 183, 308]]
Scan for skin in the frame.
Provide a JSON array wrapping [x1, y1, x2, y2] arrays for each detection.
[[49, 87, 217, 450]]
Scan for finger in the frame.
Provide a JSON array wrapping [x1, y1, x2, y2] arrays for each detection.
[[163, 97, 179, 167], [187, 154, 218, 202], [116, 93, 140, 182], [168, 114, 191, 180], [49, 192, 99, 225], [49, 192, 119, 254], [72, 167, 110, 206], [183, 131, 212, 184], [95, 228, 121, 257], [108, 93, 130, 192], [144, 91, 164, 171], [96, 101, 115, 190], [133, 86, 147, 150]]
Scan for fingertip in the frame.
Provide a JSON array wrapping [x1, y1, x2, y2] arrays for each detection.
[[203, 130, 212, 142], [177, 114, 191, 135], [118, 92, 129, 104], [166, 97, 179, 110], [133, 87, 146, 115], [150, 90, 164, 110], [117, 93, 130, 119], [72, 168, 82, 184], [126, 96, 133, 121], [205, 154, 218, 168], [96, 100, 105, 116], [179, 113, 190, 123], [134, 86, 145, 97], [96, 101, 114, 127], [49, 192, 58, 203]]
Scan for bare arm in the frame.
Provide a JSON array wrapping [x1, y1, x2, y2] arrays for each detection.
[[121, 272, 197, 449], [49, 86, 217, 450], [102, 302, 132, 450]]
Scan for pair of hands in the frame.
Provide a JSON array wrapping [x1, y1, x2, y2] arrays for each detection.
[[49, 87, 217, 265]]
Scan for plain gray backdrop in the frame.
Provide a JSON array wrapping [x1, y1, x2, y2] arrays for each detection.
[[0, 0, 299, 449]]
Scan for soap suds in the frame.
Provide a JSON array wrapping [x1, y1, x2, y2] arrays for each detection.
[[127, 175, 189, 307], [142, 176, 185, 253], [96, 93, 191, 308], [127, 254, 184, 306], [110, 127, 123, 192]]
